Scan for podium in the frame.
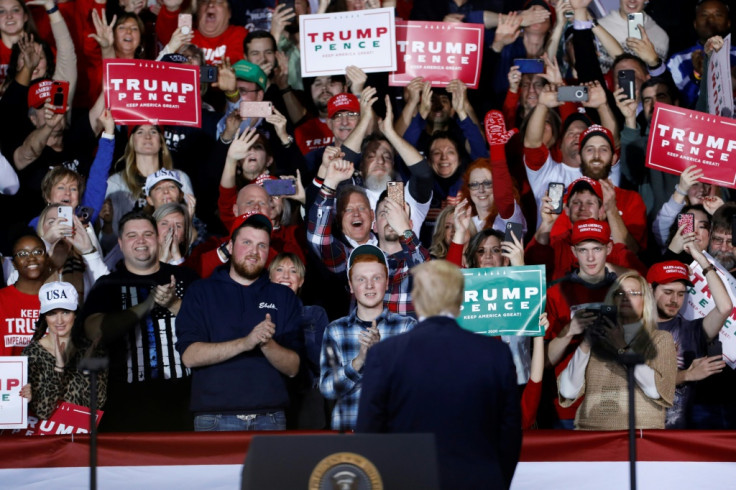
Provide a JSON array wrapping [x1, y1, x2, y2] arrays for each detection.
[[241, 433, 440, 489]]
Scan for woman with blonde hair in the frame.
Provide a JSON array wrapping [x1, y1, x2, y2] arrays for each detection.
[[558, 271, 677, 430], [104, 124, 194, 241]]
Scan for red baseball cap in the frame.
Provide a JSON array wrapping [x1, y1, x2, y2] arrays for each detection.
[[646, 261, 694, 286], [571, 219, 611, 245], [578, 124, 614, 150], [565, 176, 603, 203], [28, 79, 54, 109], [230, 211, 273, 238], [327, 93, 360, 119]]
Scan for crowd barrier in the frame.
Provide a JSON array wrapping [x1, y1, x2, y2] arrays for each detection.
[[0, 430, 734, 489]]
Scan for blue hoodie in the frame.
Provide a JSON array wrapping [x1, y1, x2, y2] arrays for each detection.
[[176, 266, 303, 414]]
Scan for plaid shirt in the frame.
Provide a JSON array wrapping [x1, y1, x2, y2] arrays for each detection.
[[307, 187, 431, 317], [319, 307, 416, 431], [306, 187, 378, 273]]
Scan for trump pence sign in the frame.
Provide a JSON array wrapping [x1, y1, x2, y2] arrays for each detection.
[[299, 8, 396, 76], [390, 21, 484, 88], [458, 265, 546, 336], [646, 103, 736, 188], [104, 60, 201, 127]]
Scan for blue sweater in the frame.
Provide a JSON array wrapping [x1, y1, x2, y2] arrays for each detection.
[[175, 267, 303, 414]]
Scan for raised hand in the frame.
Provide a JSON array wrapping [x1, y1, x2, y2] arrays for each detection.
[[227, 127, 260, 161]]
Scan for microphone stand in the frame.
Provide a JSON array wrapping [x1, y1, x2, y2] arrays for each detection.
[[79, 357, 109, 490], [617, 351, 645, 490]]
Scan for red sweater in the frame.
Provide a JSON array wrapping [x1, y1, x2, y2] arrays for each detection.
[[192, 25, 247, 66]]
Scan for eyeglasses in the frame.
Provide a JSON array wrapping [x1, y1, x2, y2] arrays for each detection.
[[614, 290, 643, 298], [14, 248, 46, 259], [710, 236, 733, 246], [468, 180, 492, 191], [331, 112, 360, 121]]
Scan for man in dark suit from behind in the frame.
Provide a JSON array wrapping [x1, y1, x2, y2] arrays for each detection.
[[356, 260, 522, 489]]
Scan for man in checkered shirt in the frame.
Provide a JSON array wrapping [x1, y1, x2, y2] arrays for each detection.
[[308, 158, 430, 317], [319, 244, 416, 431]]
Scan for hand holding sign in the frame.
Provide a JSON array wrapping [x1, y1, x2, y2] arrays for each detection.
[[678, 165, 704, 200]]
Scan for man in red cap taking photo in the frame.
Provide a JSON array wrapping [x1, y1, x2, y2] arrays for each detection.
[[547, 124, 647, 253], [648, 255, 732, 429], [526, 175, 645, 281]]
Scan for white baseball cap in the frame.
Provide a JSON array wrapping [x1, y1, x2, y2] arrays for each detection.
[[39, 281, 79, 314], [144, 169, 184, 197]]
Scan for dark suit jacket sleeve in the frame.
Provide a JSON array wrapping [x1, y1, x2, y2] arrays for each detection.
[[355, 347, 390, 432], [498, 344, 523, 488]]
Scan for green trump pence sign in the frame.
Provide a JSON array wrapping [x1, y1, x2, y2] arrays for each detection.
[[458, 265, 546, 336]]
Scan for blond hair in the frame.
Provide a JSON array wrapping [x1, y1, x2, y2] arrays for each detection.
[[411, 260, 464, 317]]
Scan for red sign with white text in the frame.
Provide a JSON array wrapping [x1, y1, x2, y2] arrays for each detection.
[[646, 103, 736, 188], [390, 21, 484, 88], [20, 402, 103, 436], [104, 60, 201, 127]]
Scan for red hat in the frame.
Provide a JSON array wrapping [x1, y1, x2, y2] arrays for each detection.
[[646, 261, 694, 287], [565, 176, 603, 203], [230, 211, 273, 238], [571, 219, 611, 245], [327, 93, 360, 119], [28, 79, 54, 109], [578, 124, 614, 151], [253, 173, 277, 187]]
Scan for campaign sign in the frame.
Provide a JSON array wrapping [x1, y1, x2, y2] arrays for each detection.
[[707, 34, 734, 118], [458, 265, 546, 336], [17, 402, 103, 436], [0, 356, 27, 429], [646, 103, 736, 188], [389, 21, 484, 88], [104, 60, 201, 127], [300, 7, 397, 76], [681, 253, 736, 369]]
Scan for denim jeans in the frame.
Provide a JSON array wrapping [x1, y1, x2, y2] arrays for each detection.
[[194, 411, 286, 431]]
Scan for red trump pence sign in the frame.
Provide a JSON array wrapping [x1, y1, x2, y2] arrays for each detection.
[[300, 7, 396, 77], [390, 21, 484, 88], [646, 103, 736, 188], [104, 60, 201, 127]]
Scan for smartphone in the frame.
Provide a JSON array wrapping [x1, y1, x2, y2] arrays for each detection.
[[200, 65, 217, 83], [618, 69, 636, 100], [240, 101, 273, 118], [279, 0, 296, 11], [677, 213, 695, 235], [707, 338, 723, 357], [513, 58, 544, 74], [504, 221, 523, 243], [58, 205, 74, 235], [557, 85, 588, 102], [51, 80, 69, 114], [178, 13, 192, 35], [570, 302, 605, 315], [627, 13, 643, 40], [387, 181, 405, 208], [548, 182, 564, 214], [75, 205, 94, 226], [599, 304, 617, 325], [262, 179, 296, 196]]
